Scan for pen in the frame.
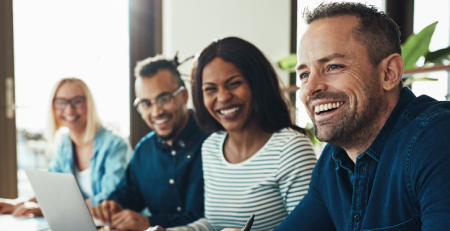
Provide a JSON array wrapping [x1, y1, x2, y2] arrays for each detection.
[[242, 213, 255, 231]]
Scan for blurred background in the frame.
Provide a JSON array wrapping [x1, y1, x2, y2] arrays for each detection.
[[1, 0, 449, 199]]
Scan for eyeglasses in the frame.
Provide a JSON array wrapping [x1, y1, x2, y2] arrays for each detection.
[[53, 96, 86, 111], [134, 86, 185, 114]]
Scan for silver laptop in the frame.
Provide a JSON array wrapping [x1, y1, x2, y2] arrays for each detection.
[[25, 170, 109, 231]]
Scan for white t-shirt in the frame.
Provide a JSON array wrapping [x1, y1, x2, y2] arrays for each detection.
[[75, 167, 94, 199]]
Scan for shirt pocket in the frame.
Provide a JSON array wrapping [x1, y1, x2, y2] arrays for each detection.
[[362, 217, 421, 231]]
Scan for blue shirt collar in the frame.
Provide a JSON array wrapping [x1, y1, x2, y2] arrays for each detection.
[[332, 88, 416, 167]]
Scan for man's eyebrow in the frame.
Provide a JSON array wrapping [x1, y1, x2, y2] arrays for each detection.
[[155, 92, 171, 99], [202, 75, 242, 86], [296, 53, 347, 71], [296, 64, 307, 71], [317, 53, 346, 63]]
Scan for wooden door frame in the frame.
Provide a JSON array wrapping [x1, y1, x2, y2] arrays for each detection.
[[128, 0, 163, 148], [0, 0, 18, 199]]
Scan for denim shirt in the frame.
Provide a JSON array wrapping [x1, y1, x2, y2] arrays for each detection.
[[276, 88, 450, 231], [48, 127, 132, 206], [108, 111, 209, 228]]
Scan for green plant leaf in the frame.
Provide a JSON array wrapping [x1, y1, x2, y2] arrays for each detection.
[[278, 54, 297, 72], [424, 47, 450, 64], [304, 122, 321, 145], [401, 21, 438, 70]]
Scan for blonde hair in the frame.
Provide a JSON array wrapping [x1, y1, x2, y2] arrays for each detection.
[[45, 77, 101, 143]]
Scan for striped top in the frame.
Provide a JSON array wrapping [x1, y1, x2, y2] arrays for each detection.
[[166, 128, 316, 231]]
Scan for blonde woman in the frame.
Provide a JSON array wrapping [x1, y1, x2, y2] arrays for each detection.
[[0, 77, 131, 217]]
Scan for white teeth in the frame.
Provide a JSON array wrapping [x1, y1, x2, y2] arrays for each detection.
[[155, 118, 168, 124], [314, 101, 344, 114], [220, 106, 240, 115], [65, 116, 76, 121]]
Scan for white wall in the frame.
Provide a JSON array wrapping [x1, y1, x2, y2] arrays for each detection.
[[162, 0, 291, 108]]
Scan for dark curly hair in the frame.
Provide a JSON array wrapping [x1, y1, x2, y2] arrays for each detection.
[[134, 55, 185, 87], [192, 37, 306, 135], [303, 2, 402, 67]]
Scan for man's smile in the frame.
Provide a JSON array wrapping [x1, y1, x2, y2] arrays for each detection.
[[310, 100, 346, 123]]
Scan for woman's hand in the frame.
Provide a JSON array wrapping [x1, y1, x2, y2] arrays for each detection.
[[0, 202, 16, 214], [222, 229, 243, 231], [11, 202, 43, 217]]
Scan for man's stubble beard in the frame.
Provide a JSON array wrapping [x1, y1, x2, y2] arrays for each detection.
[[157, 104, 188, 141], [313, 70, 385, 150]]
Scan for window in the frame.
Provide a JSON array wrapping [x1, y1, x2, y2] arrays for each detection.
[[13, 0, 130, 198], [411, 0, 450, 100]]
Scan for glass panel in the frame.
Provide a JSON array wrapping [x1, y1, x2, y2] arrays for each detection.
[[13, 0, 130, 198], [412, 0, 450, 100]]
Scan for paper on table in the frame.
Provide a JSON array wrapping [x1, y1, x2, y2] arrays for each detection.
[[0, 214, 50, 231]]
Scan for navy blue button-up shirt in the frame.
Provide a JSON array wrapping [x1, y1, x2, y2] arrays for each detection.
[[276, 88, 450, 230], [108, 111, 209, 228]]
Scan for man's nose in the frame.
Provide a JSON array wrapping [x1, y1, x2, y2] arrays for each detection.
[[150, 103, 164, 118], [302, 71, 327, 97]]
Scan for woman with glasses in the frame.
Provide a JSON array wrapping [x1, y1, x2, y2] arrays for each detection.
[[154, 37, 317, 231], [0, 77, 131, 217]]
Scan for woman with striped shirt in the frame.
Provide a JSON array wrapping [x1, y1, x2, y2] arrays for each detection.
[[154, 37, 317, 231]]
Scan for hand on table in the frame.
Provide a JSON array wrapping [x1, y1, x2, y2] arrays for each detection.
[[11, 202, 43, 218], [89, 200, 150, 230], [0, 202, 16, 214], [111, 209, 150, 230], [90, 200, 123, 224]]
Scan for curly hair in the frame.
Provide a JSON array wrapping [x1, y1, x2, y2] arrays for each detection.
[[134, 55, 185, 87]]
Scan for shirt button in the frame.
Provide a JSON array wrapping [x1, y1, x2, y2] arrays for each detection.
[[362, 166, 365, 172], [177, 206, 182, 212], [169, 179, 174, 184], [354, 213, 361, 221], [171, 150, 176, 156]]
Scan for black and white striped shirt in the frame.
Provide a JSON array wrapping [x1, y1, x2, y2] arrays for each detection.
[[167, 128, 316, 231]]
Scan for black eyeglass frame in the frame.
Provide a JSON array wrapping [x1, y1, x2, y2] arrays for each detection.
[[52, 96, 87, 111], [134, 86, 185, 114]]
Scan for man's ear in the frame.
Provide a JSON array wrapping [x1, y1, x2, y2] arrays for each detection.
[[379, 53, 404, 91]]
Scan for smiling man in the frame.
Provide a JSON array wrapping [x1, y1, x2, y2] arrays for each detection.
[[90, 56, 209, 230], [272, 2, 450, 231]]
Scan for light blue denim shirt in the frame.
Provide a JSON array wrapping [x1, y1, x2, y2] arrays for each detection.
[[48, 127, 132, 206]]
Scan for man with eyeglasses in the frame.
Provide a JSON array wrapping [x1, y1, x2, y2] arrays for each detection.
[[89, 56, 209, 230]]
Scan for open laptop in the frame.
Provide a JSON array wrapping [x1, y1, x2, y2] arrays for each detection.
[[25, 170, 115, 231]]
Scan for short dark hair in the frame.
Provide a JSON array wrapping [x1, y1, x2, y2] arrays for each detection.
[[192, 37, 306, 134], [134, 55, 185, 87], [304, 2, 401, 67]]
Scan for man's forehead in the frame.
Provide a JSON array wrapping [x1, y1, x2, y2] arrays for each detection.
[[297, 15, 361, 65], [135, 71, 178, 99]]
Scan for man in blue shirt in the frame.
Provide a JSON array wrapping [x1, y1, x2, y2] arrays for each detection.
[[90, 56, 209, 230], [225, 1, 450, 228], [267, 2, 450, 231]]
